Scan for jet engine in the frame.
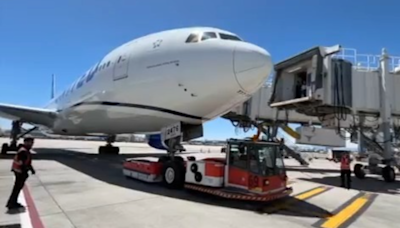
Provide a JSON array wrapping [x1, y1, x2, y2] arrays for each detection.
[[146, 134, 167, 150]]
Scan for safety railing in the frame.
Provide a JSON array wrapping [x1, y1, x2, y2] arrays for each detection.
[[332, 47, 400, 72], [265, 47, 400, 87]]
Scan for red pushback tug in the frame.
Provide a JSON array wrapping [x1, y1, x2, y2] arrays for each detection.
[[123, 138, 292, 201]]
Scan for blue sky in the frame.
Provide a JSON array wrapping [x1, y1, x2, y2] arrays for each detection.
[[0, 0, 399, 145]]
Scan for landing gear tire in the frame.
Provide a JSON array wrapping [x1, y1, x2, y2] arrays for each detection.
[[98, 145, 120, 155], [1, 143, 23, 155], [382, 165, 395, 182], [161, 160, 185, 189], [354, 164, 366, 179], [1, 143, 8, 155]]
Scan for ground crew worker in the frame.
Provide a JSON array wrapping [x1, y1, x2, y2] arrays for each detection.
[[340, 152, 351, 189], [301, 80, 307, 97], [295, 79, 302, 98], [5, 137, 36, 210]]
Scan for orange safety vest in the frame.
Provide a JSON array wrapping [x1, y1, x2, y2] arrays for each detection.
[[11, 147, 32, 173], [340, 156, 350, 170]]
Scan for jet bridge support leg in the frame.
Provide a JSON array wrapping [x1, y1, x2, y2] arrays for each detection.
[[263, 124, 279, 141], [379, 49, 396, 182], [98, 135, 120, 155], [353, 50, 396, 182]]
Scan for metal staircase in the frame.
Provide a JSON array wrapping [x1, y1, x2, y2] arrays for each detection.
[[258, 125, 310, 166], [281, 143, 310, 166], [361, 132, 384, 156]]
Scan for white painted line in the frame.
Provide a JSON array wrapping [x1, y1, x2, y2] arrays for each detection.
[[18, 191, 33, 228]]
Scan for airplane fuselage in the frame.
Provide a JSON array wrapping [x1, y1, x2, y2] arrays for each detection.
[[43, 27, 273, 136]]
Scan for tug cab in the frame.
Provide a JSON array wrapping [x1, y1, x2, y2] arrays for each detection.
[[226, 139, 288, 193], [184, 138, 292, 201]]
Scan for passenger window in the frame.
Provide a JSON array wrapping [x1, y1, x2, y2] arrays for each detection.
[[201, 32, 217, 41], [219, 33, 242, 41], [76, 74, 86, 88], [86, 64, 99, 82], [185, 33, 199, 43], [70, 82, 77, 92]]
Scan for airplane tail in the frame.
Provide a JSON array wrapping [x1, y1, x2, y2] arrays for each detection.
[[51, 74, 56, 99]]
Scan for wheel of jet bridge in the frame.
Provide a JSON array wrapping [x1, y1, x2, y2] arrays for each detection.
[[354, 164, 366, 179], [382, 166, 396, 182]]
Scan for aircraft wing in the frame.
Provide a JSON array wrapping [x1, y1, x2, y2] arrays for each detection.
[[0, 103, 58, 127]]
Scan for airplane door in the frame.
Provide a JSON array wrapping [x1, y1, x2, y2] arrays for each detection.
[[113, 51, 130, 81]]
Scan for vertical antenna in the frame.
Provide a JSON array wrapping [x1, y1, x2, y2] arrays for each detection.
[[51, 74, 56, 99]]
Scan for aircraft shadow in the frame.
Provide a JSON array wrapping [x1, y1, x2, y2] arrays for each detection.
[[298, 176, 400, 195], [13, 148, 331, 218]]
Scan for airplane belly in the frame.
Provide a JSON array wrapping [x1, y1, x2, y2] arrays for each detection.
[[53, 105, 196, 135], [53, 74, 204, 135]]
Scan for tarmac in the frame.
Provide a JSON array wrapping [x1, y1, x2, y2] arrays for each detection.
[[1, 138, 400, 228]]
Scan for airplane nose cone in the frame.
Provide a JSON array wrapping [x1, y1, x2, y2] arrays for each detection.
[[233, 45, 273, 93]]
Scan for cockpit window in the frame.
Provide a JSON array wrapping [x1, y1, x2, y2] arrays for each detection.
[[219, 33, 242, 41], [185, 33, 200, 43], [201, 32, 217, 41]]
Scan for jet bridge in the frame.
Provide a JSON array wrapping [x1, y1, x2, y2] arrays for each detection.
[[263, 45, 400, 182], [265, 45, 400, 128]]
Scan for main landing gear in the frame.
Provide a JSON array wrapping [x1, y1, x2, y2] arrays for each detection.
[[98, 135, 120, 155], [1, 120, 37, 155]]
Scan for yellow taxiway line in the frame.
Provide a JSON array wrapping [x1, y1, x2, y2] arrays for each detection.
[[316, 192, 377, 228]]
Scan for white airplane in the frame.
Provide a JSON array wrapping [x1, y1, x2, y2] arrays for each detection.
[[0, 27, 273, 155]]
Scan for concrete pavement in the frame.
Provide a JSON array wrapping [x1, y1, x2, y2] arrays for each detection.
[[1, 138, 400, 228]]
